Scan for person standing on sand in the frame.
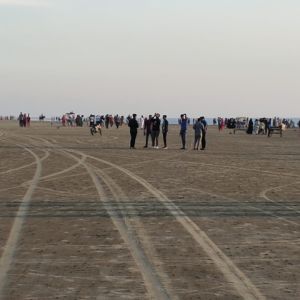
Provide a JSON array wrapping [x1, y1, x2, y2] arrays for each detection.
[[151, 113, 161, 149], [162, 115, 169, 149], [23, 113, 27, 127], [115, 114, 121, 129], [179, 114, 188, 149], [18, 112, 23, 127], [200, 116, 207, 150], [193, 118, 203, 150], [139, 115, 145, 130], [144, 114, 152, 148], [247, 118, 254, 134], [128, 114, 139, 149], [26, 114, 31, 127]]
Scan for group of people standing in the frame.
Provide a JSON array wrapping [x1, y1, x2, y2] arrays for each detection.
[[128, 113, 207, 150], [142, 113, 169, 149], [18, 112, 30, 127]]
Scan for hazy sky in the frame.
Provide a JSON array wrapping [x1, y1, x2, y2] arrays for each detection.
[[0, 0, 299, 117]]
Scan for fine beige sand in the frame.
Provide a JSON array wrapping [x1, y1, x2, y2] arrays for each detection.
[[0, 121, 299, 299]]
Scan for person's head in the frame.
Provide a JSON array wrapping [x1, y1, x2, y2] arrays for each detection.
[[182, 114, 186, 119], [156, 113, 160, 118], [133, 113, 137, 119], [198, 117, 201, 122], [200, 116, 204, 121], [149, 114, 152, 119], [163, 115, 167, 119]]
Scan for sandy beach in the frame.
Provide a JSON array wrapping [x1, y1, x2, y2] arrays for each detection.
[[0, 121, 299, 299]]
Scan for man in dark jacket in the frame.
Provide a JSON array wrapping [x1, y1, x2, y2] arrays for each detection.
[[151, 113, 161, 149], [162, 115, 169, 149], [200, 116, 207, 150], [128, 114, 139, 149], [143, 114, 152, 148]]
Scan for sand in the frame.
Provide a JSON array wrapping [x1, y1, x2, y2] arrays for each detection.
[[0, 121, 299, 299]]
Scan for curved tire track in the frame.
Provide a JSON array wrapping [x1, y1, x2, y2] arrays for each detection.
[[0, 146, 42, 295], [260, 181, 300, 215]]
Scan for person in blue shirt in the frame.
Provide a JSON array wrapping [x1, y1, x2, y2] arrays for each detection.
[[193, 118, 204, 150], [179, 114, 188, 149]]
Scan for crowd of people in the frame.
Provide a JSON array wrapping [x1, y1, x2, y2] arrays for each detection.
[[7, 112, 300, 151], [85, 112, 208, 150], [214, 116, 298, 134], [0, 116, 15, 121]]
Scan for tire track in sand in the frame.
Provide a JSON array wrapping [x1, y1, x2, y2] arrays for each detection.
[[93, 166, 177, 300], [0, 136, 83, 193], [66, 152, 170, 300], [9, 134, 86, 185], [22, 136, 86, 183], [73, 151, 266, 300], [260, 181, 300, 215], [0, 146, 42, 296]]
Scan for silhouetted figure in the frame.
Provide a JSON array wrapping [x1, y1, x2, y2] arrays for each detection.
[[247, 118, 253, 134], [128, 114, 139, 149]]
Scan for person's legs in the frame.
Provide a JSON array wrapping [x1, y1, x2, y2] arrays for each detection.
[[196, 135, 201, 149], [181, 130, 186, 149], [163, 132, 167, 147], [194, 135, 200, 149], [145, 131, 150, 147], [151, 131, 155, 147], [131, 131, 137, 148], [155, 131, 159, 147], [201, 132, 206, 149]]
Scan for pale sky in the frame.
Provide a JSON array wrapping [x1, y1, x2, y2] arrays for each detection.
[[0, 0, 299, 117]]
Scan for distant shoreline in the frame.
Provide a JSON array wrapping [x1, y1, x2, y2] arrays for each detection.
[[1, 117, 299, 126]]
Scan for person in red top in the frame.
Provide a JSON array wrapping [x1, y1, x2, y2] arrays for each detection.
[[62, 114, 66, 127], [26, 114, 31, 127]]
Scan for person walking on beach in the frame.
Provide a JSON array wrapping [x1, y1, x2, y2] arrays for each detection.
[[128, 114, 139, 149], [23, 113, 27, 127], [162, 115, 169, 149], [179, 114, 188, 149], [26, 114, 31, 127], [114, 114, 121, 129], [144, 114, 152, 148], [193, 118, 204, 150], [200, 116, 207, 150], [151, 113, 161, 149], [18, 112, 23, 127], [247, 118, 254, 134], [105, 114, 110, 129]]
